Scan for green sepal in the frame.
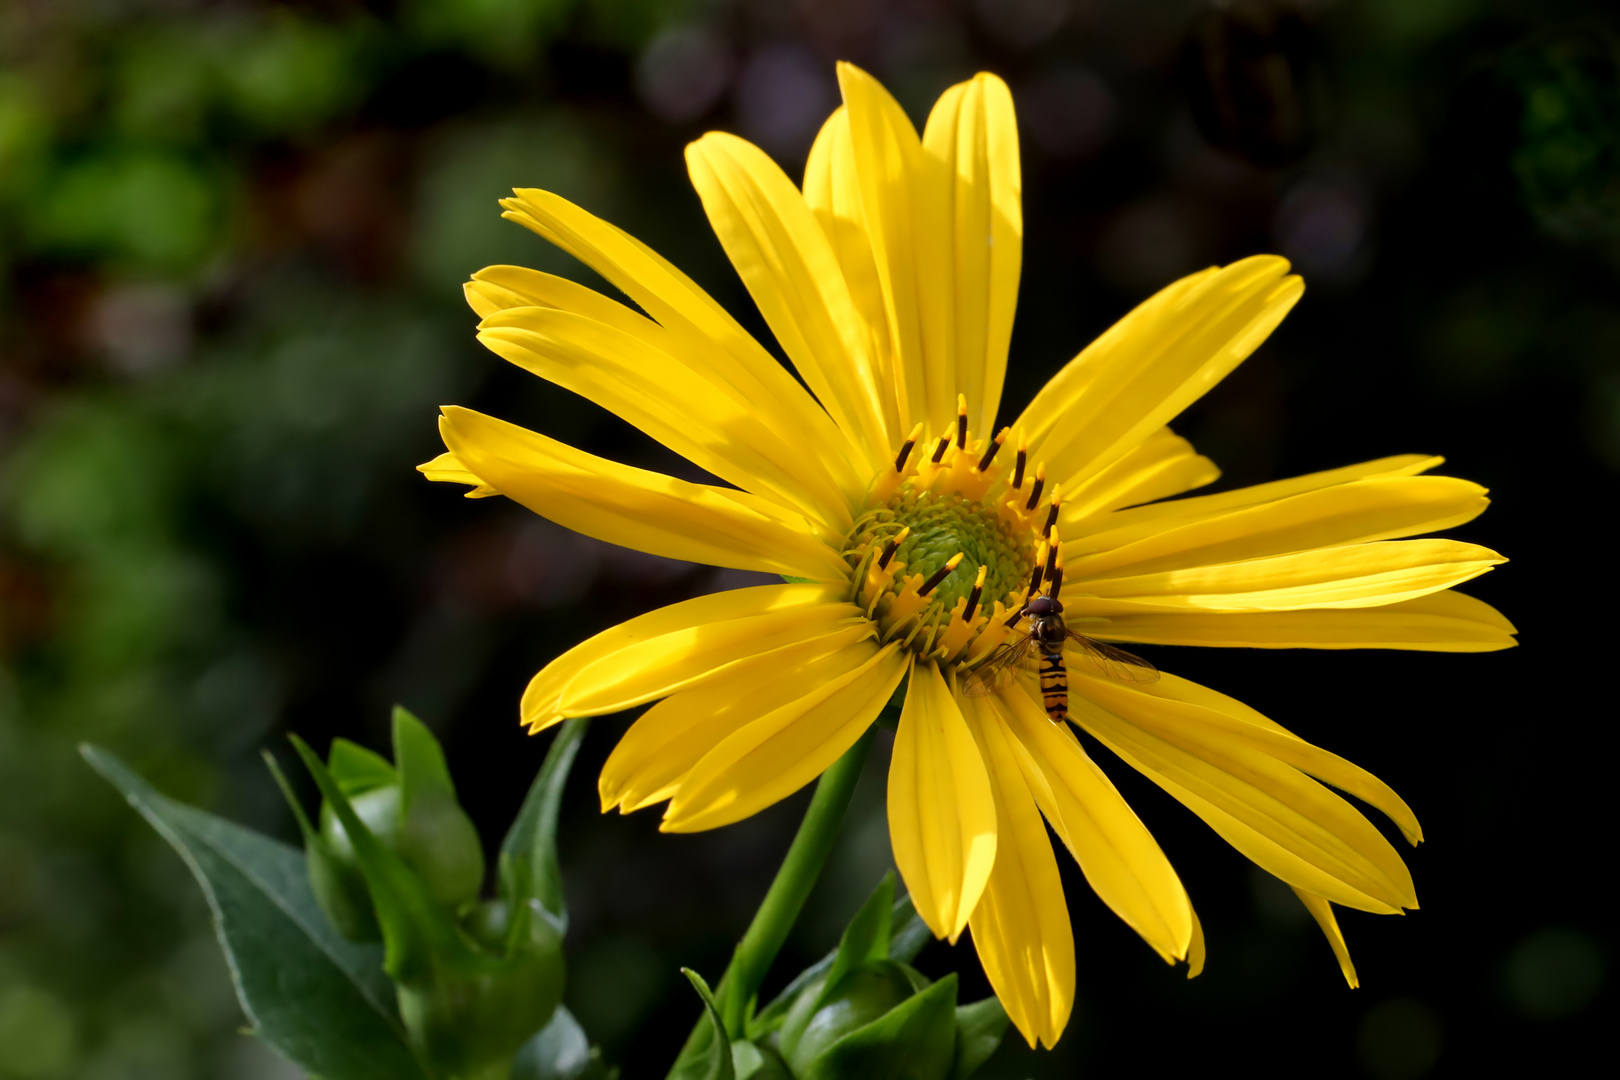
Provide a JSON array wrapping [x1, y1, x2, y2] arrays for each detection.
[[265, 749, 380, 942], [513, 1005, 614, 1080], [778, 961, 929, 1078], [730, 1040, 791, 1080], [291, 734, 464, 984], [800, 974, 958, 1080], [82, 745, 431, 1080], [675, 969, 736, 1080], [947, 997, 1010, 1080], [397, 896, 565, 1080], [818, 875, 894, 1011], [748, 890, 928, 1040], [329, 737, 397, 794], [393, 706, 485, 908], [500, 717, 586, 927]]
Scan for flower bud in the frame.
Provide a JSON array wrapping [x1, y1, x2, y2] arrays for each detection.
[[397, 898, 566, 1079], [776, 961, 956, 1080], [314, 715, 486, 914]]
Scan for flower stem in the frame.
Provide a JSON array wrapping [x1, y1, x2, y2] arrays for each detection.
[[667, 728, 875, 1074]]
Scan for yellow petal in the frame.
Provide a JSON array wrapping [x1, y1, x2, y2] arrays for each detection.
[[1072, 538, 1505, 611], [837, 62, 954, 432], [561, 599, 867, 718], [921, 73, 1021, 436], [1064, 453, 1442, 542], [1016, 257, 1302, 484], [1059, 427, 1220, 523], [1065, 475, 1491, 578], [1091, 588, 1518, 652], [960, 694, 1074, 1049], [599, 624, 875, 813], [1080, 667, 1422, 846], [1066, 672, 1417, 913], [417, 450, 497, 497], [477, 305, 844, 534], [888, 662, 997, 942], [520, 582, 844, 732], [499, 188, 868, 515], [991, 686, 1193, 964], [440, 406, 848, 583], [1187, 905, 1206, 978], [804, 107, 900, 438], [662, 641, 906, 831], [686, 132, 892, 466], [1293, 887, 1359, 988]]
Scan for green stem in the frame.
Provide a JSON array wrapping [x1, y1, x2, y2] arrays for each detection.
[[667, 729, 875, 1074]]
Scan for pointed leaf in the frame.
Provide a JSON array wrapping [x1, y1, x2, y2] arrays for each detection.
[[802, 974, 958, 1080], [501, 718, 587, 925], [291, 735, 470, 984], [820, 875, 894, 1007], [947, 997, 1009, 1080], [670, 969, 736, 1080], [81, 745, 430, 1080]]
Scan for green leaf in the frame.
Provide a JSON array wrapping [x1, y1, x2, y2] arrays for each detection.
[[501, 718, 586, 927], [672, 969, 735, 1080], [81, 745, 431, 1080], [291, 735, 469, 984], [821, 875, 894, 1008], [803, 974, 958, 1080], [948, 998, 1010, 1080], [329, 738, 397, 794], [512, 1006, 604, 1080]]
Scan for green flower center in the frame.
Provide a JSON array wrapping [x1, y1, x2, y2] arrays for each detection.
[[850, 488, 1032, 612]]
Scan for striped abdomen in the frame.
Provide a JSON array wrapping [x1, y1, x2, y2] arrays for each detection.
[[1038, 647, 1068, 723]]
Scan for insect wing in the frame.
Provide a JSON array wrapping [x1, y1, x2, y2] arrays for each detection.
[[1067, 632, 1160, 683], [963, 634, 1040, 697]]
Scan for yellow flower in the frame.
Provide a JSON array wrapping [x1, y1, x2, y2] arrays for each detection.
[[422, 63, 1513, 1048]]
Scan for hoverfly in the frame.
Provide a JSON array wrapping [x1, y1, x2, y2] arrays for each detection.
[[964, 594, 1158, 722]]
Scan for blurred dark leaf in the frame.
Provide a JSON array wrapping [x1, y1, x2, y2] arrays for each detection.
[[1183, 0, 1319, 167]]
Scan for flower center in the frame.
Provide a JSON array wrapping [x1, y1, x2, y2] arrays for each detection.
[[844, 396, 1063, 669]]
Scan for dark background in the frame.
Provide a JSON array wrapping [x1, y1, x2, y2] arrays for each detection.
[[1, 1, 1613, 1078]]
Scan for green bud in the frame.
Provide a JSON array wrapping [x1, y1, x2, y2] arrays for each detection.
[[733, 1039, 793, 1080], [313, 714, 486, 916], [397, 898, 566, 1079], [304, 829, 380, 941], [777, 961, 955, 1080]]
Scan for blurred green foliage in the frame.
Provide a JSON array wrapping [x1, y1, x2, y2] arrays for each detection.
[[0, 1, 1614, 1078]]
